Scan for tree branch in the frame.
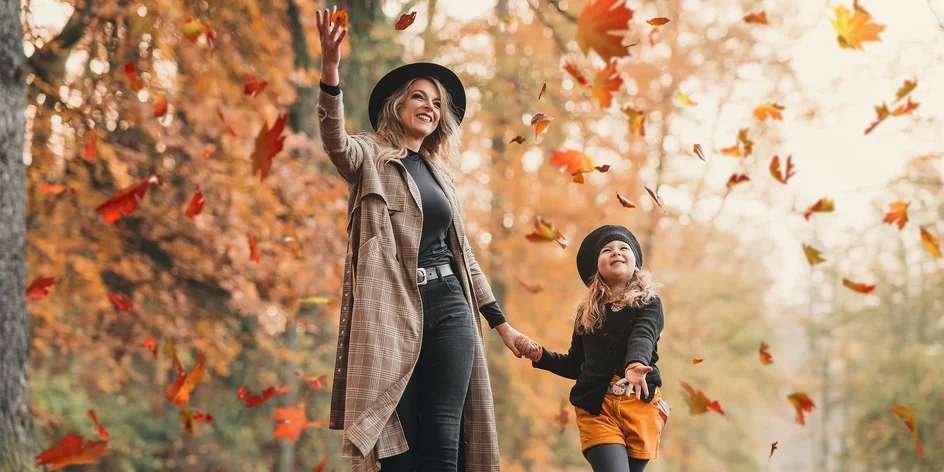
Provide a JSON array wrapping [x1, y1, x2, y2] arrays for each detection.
[[544, 0, 577, 23], [526, 0, 567, 54]]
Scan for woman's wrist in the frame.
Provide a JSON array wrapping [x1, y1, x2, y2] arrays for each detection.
[[321, 66, 340, 87]]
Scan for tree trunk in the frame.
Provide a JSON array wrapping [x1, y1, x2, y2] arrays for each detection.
[[0, 1, 36, 470]]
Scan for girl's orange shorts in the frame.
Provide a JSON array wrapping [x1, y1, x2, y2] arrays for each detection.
[[574, 376, 670, 460]]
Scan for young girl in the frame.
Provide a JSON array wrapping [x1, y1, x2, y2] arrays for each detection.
[[519, 224, 669, 472]]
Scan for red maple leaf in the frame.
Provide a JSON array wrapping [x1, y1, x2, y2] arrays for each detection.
[[576, 0, 635, 62], [108, 293, 133, 312], [243, 74, 268, 98], [238, 384, 291, 408], [251, 113, 289, 181], [185, 187, 205, 219], [26, 276, 56, 301], [35, 433, 109, 470], [94, 175, 163, 224]]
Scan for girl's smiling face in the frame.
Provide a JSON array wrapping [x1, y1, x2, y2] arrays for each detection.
[[597, 240, 636, 285], [397, 78, 441, 146]]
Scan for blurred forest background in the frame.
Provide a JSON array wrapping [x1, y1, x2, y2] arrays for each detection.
[[9, 0, 944, 470]]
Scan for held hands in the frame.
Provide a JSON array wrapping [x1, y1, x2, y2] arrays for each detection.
[[315, 7, 347, 76], [615, 364, 654, 401], [515, 336, 541, 362], [496, 323, 539, 360]]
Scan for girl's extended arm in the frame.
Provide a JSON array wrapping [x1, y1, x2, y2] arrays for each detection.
[[623, 295, 664, 373], [532, 329, 584, 380]]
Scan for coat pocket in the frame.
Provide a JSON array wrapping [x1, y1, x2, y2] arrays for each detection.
[[357, 235, 381, 260]]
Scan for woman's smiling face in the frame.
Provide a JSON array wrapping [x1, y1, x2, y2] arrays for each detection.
[[397, 78, 441, 145], [597, 240, 636, 285]]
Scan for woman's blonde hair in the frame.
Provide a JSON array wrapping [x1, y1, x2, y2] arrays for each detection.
[[574, 269, 662, 335], [357, 77, 462, 180]]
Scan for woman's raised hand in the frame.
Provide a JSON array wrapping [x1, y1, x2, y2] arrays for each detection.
[[315, 7, 346, 85]]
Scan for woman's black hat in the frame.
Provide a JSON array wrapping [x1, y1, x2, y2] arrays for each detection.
[[368, 62, 466, 131]]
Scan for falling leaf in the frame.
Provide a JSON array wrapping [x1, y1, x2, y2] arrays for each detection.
[[744, 12, 769, 24], [202, 144, 217, 159], [759, 341, 774, 365], [595, 165, 610, 173], [95, 174, 163, 224], [555, 400, 570, 433], [86, 410, 109, 440], [108, 293, 133, 312], [185, 187, 205, 219], [890, 404, 925, 458], [920, 226, 941, 259], [395, 11, 417, 30], [802, 244, 826, 266], [769, 441, 778, 460], [720, 128, 753, 158], [122, 61, 143, 91], [622, 105, 645, 136], [802, 197, 834, 221], [647, 17, 670, 26], [892, 97, 919, 116], [576, 0, 635, 63], [831, 4, 885, 50], [501, 15, 518, 26], [524, 216, 568, 250], [181, 19, 214, 45], [866, 87, 920, 135], [538, 82, 547, 100], [894, 79, 917, 103], [510, 135, 525, 145], [35, 433, 109, 470], [273, 403, 311, 442], [153, 94, 168, 118], [516, 276, 545, 294], [243, 74, 268, 98], [41, 184, 75, 195], [726, 174, 750, 189], [292, 372, 329, 391], [769, 155, 796, 184], [330, 10, 348, 28], [239, 384, 291, 408], [882, 200, 909, 230], [83, 131, 97, 160], [531, 113, 553, 138], [692, 144, 707, 163], [616, 192, 636, 209], [787, 393, 815, 425], [140, 337, 158, 358], [644, 185, 665, 213], [753, 103, 784, 121], [313, 455, 329, 472], [26, 277, 56, 301], [648, 26, 661, 46], [216, 106, 239, 137], [692, 358, 704, 364], [675, 92, 696, 107], [550, 150, 595, 175], [165, 352, 207, 407], [249, 235, 260, 263], [562, 60, 591, 89], [251, 113, 289, 181], [679, 381, 724, 416], [842, 278, 875, 294], [179, 408, 213, 435]]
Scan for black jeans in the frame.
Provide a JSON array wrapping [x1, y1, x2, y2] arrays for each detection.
[[380, 269, 475, 472]]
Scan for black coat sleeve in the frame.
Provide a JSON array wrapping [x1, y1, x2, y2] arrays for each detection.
[[623, 295, 664, 372], [533, 329, 584, 380]]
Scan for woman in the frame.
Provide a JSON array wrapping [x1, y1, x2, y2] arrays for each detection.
[[315, 9, 537, 472]]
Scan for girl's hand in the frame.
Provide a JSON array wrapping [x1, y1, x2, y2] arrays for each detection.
[[514, 336, 541, 362], [616, 364, 653, 401], [315, 7, 346, 78]]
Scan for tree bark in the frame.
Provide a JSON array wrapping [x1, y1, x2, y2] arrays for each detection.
[[0, 0, 36, 470]]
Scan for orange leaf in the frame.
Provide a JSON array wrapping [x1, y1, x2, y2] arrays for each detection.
[[217, 106, 238, 137], [621, 105, 645, 136], [531, 113, 553, 138], [395, 11, 417, 30], [890, 404, 925, 458], [744, 11, 769, 24], [516, 277, 545, 294], [770, 155, 796, 184], [891, 96, 919, 116], [562, 60, 591, 89], [108, 293, 133, 312], [273, 403, 309, 442], [510, 136, 525, 144], [787, 393, 815, 425], [803, 197, 834, 221], [249, 235, 260, 263], [87, 410, 109, 440], [550, 149, 595, 175], [769, 441, 778, 460], [802, 244, 826, 266], [181, 19, 213, 44], [882, 200, 909, 230], [721, 128, 753, 158], [243, 74, 268, 98], [538, 81, 547, 100], [35, 434, 109, 470], [139, 337, 158, 358], [646, 17, 670, 26], [122, 61, 142, 92], [185, 187, 205, 219], [591, 61, 622, 109], [202, 144, 217, 159], [251, 113, 289, 181], [692, 144, 707, 163], [692, 357, 704, 364], [576, 0, 635, 62], [26, 276, 56, 301], [524, 216, 568, 250], [842, 278, 875, 294], [292, 372, 329, 391], [40, 184, 75, 195], [831, 5, 885, 50], [83, 130, 97, 160], [616, 192, 636, 209], [647, 26, 660, 46], [726, 174, 749, 189], [94, 174, 163, 224], [644, 185, 665, 213], [894, 78, 917, 103], [313, 455, 329, 472], [239, 384, 291, 408], [675, 92, 696, 107], [153, 94, 168, 118], [679, 381, 724, 416], [555, 400, 570, 433], [753, 102, 784, 121], [759, 341, 774, 365], [179, 407, 213, 435], [920, 226, 941, 259], [331, 10, 348, 27], [165, 352, 207, 407]]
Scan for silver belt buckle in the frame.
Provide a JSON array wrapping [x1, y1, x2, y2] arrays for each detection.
[[417, 267, 428, 286], [610, 384, 626, 396]]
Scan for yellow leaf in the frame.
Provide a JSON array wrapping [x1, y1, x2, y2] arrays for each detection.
[[830, 5, 885, 50]]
